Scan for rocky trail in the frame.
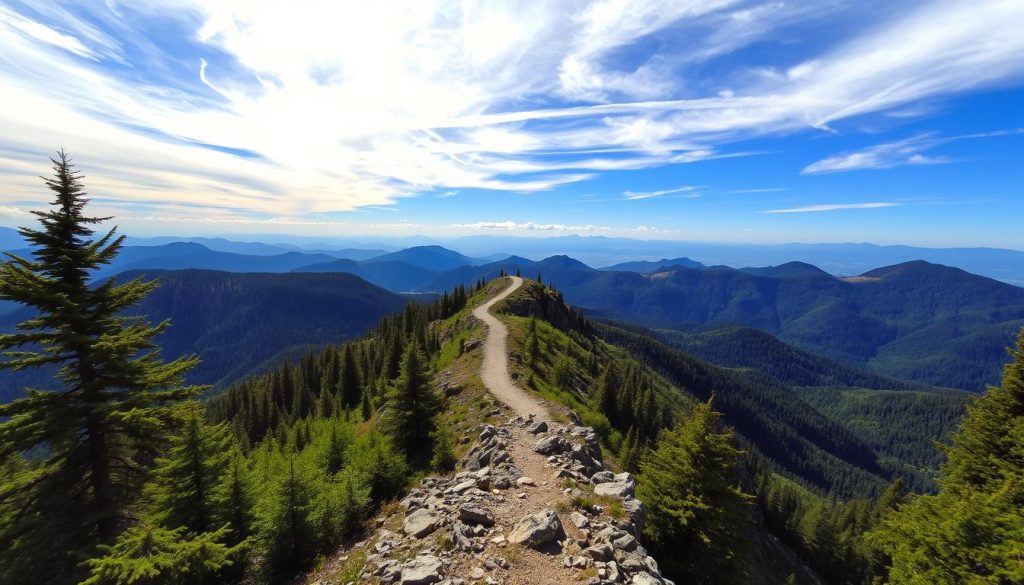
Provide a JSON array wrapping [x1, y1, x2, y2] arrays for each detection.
[[318, 278, 670, 585]]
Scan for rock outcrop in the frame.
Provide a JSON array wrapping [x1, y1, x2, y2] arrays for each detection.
[[335, 414, 671, 585]]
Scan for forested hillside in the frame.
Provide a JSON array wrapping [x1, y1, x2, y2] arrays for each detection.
[[0, 269, 408, 403], [547, 261, 1024, 391], [487, 279, 1020, 584]]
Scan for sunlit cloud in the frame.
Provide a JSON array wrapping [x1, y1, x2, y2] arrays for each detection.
[[0, 0, 1022, 229], [761, 202, 901, 213], [802, 129, 1024, 174], [623, 185, 702, 200]]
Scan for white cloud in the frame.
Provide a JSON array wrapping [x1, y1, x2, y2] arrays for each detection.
[[452, 221, 613, 232], [0, 0, 1022, 228], [761, 202, 901, 213], [623, 185, 701, 200], [803, 128, 1024, 174]]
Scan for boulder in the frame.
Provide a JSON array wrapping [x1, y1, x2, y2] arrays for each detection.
[[403, 508, 441, 539], [528, 421, 549, 434], [631, 572, 663, 585], [569, 511, 590, 529], [584, 543, 614, 561], [534, 435, 569, 455], [594, 473, 635, 498], [612, 533, 638, 552], [508, 509, 564, 549], [590, 470, 615, 484], [400, 554, 443, 585], [450, 479, 476, 494], [458, 505, 495, 527]]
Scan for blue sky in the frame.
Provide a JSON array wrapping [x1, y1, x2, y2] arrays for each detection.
[[0, 0, 1022, 247]]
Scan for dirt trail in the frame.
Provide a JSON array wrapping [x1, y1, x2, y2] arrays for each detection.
[[472, 276, 547, 419]]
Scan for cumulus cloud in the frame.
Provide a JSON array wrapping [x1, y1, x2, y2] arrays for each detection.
[[0, 0, 1022, 228]]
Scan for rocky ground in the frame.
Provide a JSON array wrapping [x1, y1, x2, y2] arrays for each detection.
[[315, 413, 671, 585]]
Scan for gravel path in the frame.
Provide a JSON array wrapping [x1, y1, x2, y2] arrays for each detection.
[[472, 276, 547, 419]]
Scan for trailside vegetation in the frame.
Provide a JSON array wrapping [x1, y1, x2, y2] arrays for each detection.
[[0, 152, 202, 584]]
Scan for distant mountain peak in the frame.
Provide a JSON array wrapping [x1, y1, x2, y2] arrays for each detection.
[[366, 245, 477, 271], [740, 261, 833, 279]]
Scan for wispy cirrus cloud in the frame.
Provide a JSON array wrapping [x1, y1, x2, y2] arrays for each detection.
[[0, 0, 1022, 231], [450, 220, 672, 235], [452, 221, 613, 232], [623, 185, 701, 200], [802, 128, 1024, 174], [761, 202, 901, 213]]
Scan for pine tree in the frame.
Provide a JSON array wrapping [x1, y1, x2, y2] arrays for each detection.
[[360, 390, 372, 421], [596, 362, 621, 424], [337, 344, 362, 409], [81, 523, 236, 585], [874, 328, 1024, 584], [145, 404, 232, 535], [636, 399, 753, 584], [262, 457, 314, 580], [323, 423, 347, 475], [380, 341, 440, 459], [212, 450, 254, 546], [0, 152, 201, 583]]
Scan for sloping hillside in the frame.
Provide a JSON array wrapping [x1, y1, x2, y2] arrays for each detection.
[[0, 269, 407, 399], [539, 261, 1024, 390]]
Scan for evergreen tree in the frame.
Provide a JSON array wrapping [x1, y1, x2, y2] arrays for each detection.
[[636, 399, 753, 584], [261, 458, 314, 581], [596, 362, 621, 424], [212, 451, 254, 546], [337, 344, 362, 409], [81, 523, 236, 585], [360, 390, 373, 421], [323, 423, 347, 475], [145, 404, 232, 535], [0, 152, 201, 583], [380, 341, 440, 458], [874, 328, 1024, 584], [430, 425, 457, 472]]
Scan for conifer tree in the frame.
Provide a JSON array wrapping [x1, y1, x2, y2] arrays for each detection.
[[380, 341, 440, 458], [212, 450, 254, 546], [262, 457, 314, 580], [636, 399, 753, 584], [875, 329, 1024, 584], [596, 362, 621, 424], [338, 344, 363, 408], [145, 404, 232, 535], [323, 423, 347, 475], [0, 152, 201, 583], [81, 523, 236, 585]]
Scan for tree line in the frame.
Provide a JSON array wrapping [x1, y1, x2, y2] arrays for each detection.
[[0, 152, 474, 584]]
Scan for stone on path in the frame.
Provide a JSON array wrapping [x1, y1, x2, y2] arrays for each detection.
[[403, 508, 441, 539], [399, 554, 443, 585], [508, 509, 564, 549]]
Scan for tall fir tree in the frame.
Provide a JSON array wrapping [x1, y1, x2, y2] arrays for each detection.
[[636, 399, 753, 585], [0, 152, 201, 584], [874, 328, 1024, 584], [144, 403, 232, 535], [337, 344, 362, 409], [380, 341, 440, 459]]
